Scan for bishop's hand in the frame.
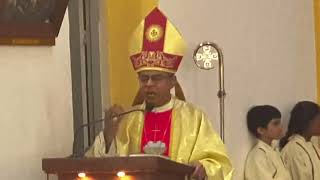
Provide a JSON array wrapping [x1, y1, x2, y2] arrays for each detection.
[[190, 161, 207, 180]]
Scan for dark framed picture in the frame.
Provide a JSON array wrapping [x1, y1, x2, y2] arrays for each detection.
[[0, 0, 69, 46]]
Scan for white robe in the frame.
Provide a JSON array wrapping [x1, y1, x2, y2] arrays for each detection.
[[311, 136, 320, 151], [281, 135, 320, 180], [244, 140, 291, 180]]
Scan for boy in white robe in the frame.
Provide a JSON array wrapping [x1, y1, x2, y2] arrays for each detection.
[[244, 105, 291, 180]]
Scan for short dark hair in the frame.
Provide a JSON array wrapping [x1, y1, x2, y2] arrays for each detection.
[[247, 105, 281, 137]]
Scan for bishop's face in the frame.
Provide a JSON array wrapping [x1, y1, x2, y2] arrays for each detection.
[[138, 70, 176, 108]]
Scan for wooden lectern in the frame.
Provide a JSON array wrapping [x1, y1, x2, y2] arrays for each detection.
[[42, 156, 194, 180]]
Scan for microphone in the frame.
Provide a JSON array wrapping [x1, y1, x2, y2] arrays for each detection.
[[70, 108, 144, 158]]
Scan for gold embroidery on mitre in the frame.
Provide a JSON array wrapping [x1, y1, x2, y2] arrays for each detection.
[[145, 25, 164, 42], [132, 51, 178, 70]]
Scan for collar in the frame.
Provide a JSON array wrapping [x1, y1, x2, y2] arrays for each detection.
[[142, 96, 174, 113], [257, 139, 276, 152], [289, 134, 308, 143]]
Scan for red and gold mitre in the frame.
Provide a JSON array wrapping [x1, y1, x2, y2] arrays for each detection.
[[129, 8, 186, 73]]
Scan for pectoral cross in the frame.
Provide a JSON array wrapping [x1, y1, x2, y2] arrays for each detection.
[[152, 124, 160, 141]]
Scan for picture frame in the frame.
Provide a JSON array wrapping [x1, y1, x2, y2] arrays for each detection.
[[0, 0, 69, 46]]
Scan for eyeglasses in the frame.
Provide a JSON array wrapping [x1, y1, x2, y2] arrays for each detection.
[[138, 74, 173, 84]]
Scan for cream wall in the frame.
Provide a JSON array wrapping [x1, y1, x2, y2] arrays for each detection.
[[0, 13, 73, 180], [99, 0, 110, 109], [160, 0, 316, 179]]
